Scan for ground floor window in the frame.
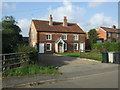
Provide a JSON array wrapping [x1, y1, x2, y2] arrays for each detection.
[[64, 43, 67, 51], [46, 43, 52, 51], [97, 40, 102, 43], [73, 43, 78, 50]]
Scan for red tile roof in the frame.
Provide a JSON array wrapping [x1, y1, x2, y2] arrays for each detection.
[[32, 20, 85, 34], [101, 27, 120, 33]]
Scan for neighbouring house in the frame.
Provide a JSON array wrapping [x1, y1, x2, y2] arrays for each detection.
[[29, 15, 86, 53], [97, 25, 120, 42]]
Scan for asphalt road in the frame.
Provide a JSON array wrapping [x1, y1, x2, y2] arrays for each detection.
[[33, 70, 118, 88], [32, 56, 119, 88]]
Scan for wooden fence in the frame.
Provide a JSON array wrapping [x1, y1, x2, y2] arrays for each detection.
[[0, 52, 35, 73]]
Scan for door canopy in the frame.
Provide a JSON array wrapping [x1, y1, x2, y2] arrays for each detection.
[[55, 37, 65, 53]]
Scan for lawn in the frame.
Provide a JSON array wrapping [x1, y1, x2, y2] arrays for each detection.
[[58, 52, 102, 61], [3, 64, 61, 77]]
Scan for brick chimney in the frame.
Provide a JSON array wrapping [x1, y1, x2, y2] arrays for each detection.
[[49, 14, 53, 25], [63, 16, 67, 27], [112, 25, 116, 29]]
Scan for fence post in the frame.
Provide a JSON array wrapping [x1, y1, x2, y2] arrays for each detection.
[[2, 55, 6, 72]]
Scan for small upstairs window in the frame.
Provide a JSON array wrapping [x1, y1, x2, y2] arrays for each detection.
[[117, 34, 119, 38], [107, 33, 111, 37], [62, 34, 67, 40], [46, 34, 52, 40], [74, 35, 79, 40]]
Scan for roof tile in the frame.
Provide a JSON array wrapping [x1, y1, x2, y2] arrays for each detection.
[[101, 27, 120, 33], [32, 20, 85, 34]]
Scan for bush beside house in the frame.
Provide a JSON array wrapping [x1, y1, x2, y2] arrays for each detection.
[[15, 44, 38, 64], [92, 42, 120, 52]]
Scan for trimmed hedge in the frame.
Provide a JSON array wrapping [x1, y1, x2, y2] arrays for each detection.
[[92, 42, 120, 52]]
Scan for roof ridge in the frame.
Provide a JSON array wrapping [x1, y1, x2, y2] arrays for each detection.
[[101, 26, 118, 30], [32, 19, 77, 24]]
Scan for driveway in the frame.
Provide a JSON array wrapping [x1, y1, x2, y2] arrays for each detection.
[[2, 54, 119, 88]]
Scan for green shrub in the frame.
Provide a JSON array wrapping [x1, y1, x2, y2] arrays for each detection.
[[15, 44, 37, 52], [106, 38, 116, 42], [92, 43, 103, 52], [14, 44, 38, 64], [93, 42, 120, 52]]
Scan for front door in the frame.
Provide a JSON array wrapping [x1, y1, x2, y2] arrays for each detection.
[[58, 43, 62, 53], [80, 43, 84, 52], [39, 43, 44, 53]]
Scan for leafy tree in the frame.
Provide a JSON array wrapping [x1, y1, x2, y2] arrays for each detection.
[[2, 16, 21, 33], [2, 16, 23, 53], [88, 29, 99, 50]]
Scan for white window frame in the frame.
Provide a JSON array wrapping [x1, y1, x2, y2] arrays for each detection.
[[73, 43, 78, 50], [117, 33, 119, 38], [97, 40, 102, 43], [62, 34, 67, 40], [64, 43, 67, 51], [46, 34, 52, 40], [46, 43, 52, 51], [74, 35, 79, 40], [107, 33, 111, 37]]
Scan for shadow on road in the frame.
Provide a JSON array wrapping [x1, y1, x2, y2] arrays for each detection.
[[38, 54, 78, 67]]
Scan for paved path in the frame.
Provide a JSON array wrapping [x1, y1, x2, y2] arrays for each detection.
[[2, 54, 119, 88]]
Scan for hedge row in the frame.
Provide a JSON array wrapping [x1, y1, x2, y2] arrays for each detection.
[[92, 42, 120, 52]]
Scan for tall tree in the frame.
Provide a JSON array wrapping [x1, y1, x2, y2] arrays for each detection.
[[88, 29, 99, 49], [2, 16, 21, 33], [2, 16, 23, 53]]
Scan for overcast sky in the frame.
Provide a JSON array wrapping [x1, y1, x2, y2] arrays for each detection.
[[2, 0, 118, 37]]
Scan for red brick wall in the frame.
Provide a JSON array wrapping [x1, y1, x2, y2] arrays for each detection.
[[97, 28, 107, 41], [107, 33, 119, 40], [38, 32, 85, 53]]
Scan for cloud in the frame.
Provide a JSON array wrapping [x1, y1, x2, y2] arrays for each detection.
[[88, 0, 113, 8], [88, 2, 103, 8], [85, 13, 117, 30], [17, 19, 31, 37], [41, 0, 85, 23], [88, 0, 119, 8], [2, 3, 16, 11]]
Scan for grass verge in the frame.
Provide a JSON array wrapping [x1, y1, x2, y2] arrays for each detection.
[[58, 52, 102, 61], [58, 52, 80, 57], [3, 64, 61, 77], [80, 52, 102, 61]]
